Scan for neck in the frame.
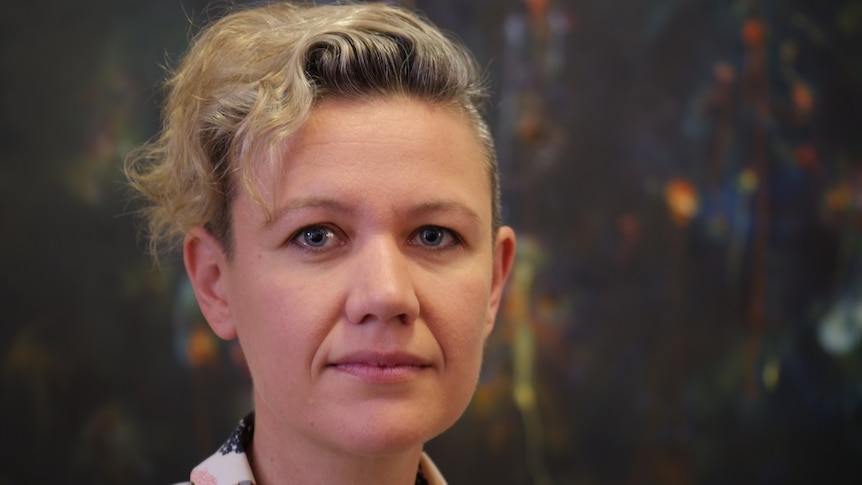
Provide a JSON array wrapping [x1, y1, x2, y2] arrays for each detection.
[[249, 409, 424, 485]]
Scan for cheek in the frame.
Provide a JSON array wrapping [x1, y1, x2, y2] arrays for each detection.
[[429, 277, 492, 409], [426, 270, 493, 361], [230, 271, 340, 382]]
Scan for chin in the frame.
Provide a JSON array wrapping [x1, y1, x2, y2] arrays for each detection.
[[330, 406, 458, 456]]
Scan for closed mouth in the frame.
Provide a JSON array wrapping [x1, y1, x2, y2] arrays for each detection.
[[328, 351, 431, 382]]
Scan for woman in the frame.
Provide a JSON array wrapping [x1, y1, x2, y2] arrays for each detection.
[[126, 3, 516, 484]]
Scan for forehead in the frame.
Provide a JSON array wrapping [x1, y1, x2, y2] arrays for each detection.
[[247, 97, 492, 218], [296, 96, 478, 152]]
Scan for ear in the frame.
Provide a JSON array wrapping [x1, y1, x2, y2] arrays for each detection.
[[484, 226, 516, 338], [183, 227, 237, 340]]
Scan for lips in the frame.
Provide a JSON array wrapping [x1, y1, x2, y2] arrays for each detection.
[[328, 351, 431, 383]]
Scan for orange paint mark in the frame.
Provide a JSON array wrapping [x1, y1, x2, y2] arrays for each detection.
[[665, 179, 699, 226], [792, 82, 814, 115], [517, 112, 546, 144], [825, 183, 853, 213], [526, 0, 550, 20], [712, 61, 737, 85], [187, 326, 218, 368], [617, 213, 641, 242], [742, 18, 766, 47], [793, 144, 819, 170], [504, 288, 529, 322]]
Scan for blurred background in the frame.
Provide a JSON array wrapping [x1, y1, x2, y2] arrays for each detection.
[[2, 0, 862, 483]]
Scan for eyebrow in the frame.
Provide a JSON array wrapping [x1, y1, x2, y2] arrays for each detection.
[[263, 198, 482, 229], [263, 197, 352, 229], [405, 200, 483, 226]]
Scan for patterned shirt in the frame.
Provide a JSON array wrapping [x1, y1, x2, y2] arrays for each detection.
[[175, 413, 447, 485]]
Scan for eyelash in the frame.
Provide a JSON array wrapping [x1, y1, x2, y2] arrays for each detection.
[[286, 224, 463, 253]]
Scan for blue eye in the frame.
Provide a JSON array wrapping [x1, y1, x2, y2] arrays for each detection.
[[418, 226, 446, 246], [413, 226, 463, 251], [296, 226, 335, 248]]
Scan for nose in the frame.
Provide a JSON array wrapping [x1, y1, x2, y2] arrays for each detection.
[[344, 236, 420, 325]]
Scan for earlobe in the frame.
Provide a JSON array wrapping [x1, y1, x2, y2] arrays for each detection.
[[183, 227, 237, 340], [485, 226, 517, 337]]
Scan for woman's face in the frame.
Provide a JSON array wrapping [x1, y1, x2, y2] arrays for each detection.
[[187, 97, 514, 457]]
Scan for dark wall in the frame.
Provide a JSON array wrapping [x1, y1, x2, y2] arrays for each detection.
[[2, 0, 862, 483]]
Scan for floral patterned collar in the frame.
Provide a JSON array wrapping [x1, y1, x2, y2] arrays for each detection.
[[184, 413, 446, 485]]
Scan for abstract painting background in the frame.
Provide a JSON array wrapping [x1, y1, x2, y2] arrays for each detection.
[[2, 0, 861, 483]]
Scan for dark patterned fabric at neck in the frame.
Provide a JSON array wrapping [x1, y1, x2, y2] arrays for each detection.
[[415, 464, 429, 485], [217, 412, 432, 485]]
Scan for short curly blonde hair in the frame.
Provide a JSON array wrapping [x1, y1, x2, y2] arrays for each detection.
[[125, 1, 499, 258]]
